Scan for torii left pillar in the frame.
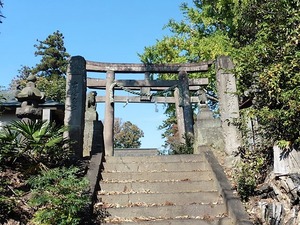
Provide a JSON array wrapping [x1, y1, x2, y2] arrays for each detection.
[[64, 56, 87, 158]]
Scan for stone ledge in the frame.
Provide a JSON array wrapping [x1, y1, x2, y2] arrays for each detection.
[[204, 147, 253, 225]]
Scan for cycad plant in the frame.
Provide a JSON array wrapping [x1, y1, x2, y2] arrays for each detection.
[[0, 120, 71, 170]]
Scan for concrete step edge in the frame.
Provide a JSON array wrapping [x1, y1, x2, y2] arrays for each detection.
[[100, 180, 217, 193], [98, 191, 224, 207], [103, 217, 233, 225], [104, 154, 206, 163], [101, 171, 214, 184], [102, 162, 210, 173], [103, 203, 227, 219]]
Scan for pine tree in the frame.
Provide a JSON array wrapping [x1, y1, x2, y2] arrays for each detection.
[[31, 30, 70, 102], [11, 31, 70, 102]]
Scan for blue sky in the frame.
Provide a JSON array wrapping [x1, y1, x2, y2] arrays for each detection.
[[0, 0, 194, 149]]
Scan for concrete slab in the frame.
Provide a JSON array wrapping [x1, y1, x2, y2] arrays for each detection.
[[103, 161, 210, 172], [114, 149, 158, 157], [101, 170, 214, 182], [100, 191, 223, 206], [106, 204, 227, 219], [104, 217, 234, 225], [104, 154, 205, 164], [100, 180, 217, 193]]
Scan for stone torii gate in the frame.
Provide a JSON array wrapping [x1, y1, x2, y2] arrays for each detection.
[[86, 60, 212, 156], [64, 56, 240, 158]]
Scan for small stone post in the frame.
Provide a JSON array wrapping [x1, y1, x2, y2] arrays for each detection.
[[216, 56, 241, 155], [64, 56, 87, 158], [174, 87, 185, 144], [104, 70, 115, 156], [178, 70, 194, 139]]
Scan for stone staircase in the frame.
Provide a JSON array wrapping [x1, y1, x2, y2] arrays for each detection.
[[97, 151, 247, 224]]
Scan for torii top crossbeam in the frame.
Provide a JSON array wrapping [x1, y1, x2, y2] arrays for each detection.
[[86, 60, 214, 73]]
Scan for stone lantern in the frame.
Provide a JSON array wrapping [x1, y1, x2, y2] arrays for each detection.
[[15, 74, 46, 120]]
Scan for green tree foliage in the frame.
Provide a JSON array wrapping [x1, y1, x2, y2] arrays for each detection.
[[114, 118, 144, 148], [0, 1, 4, 23], [140, 0, 300, 198], [12, 31, 70, 102], [139, 0, 235, 151], [32, 30, 70, 102], [234, 0, 300, 148]]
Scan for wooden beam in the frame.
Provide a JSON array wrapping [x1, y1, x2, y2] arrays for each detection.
[[95, 96, 200, 103], [86, 61, 213, 73], [87, 78, 209, 89]]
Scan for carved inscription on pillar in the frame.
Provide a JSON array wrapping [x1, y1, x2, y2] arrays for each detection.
[[64, 56, 87, 158]]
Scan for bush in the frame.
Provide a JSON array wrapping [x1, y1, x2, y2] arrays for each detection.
[[171, 134, 194, 155], [235, 149, 266, 201], [28, 167, 89, 225], [0, 120, 90, 224], [234, 109, 273, 201], [0, 120, 71, 171]]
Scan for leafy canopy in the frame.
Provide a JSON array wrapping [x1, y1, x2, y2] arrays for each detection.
[[140, 0, 300, 149], [114, 118, 144, 148], [12, 31, 70, 102]]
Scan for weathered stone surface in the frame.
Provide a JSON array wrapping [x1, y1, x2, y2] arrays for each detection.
[[113, 149, 158, 157], [103, 70, 115, 156], [98, 151, 242, 224], [15, 74, 45, 120], [86, 60, 213, 73], [64, 56, 86, 158], [273, 145, 300, 175], [216, 56, 241, 156], [104, 154, 205, 164], [103, 161, 209, 172], [101, 191, 222, 206], [101, 170, 213, 182], [100, 180, 217, 194], [83, 91, 102, 158], [83, 121, 103, 158], [106, 204, 227, 219], [194, 106, 224, 153], [104, 218, 233, 225], [179, 70, 194, 139], [204, 148, 252, 225]]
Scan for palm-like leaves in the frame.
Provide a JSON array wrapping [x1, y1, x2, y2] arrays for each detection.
[[0, 120, 70, 169]]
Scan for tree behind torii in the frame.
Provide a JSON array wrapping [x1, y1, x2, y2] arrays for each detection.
[[114, 118, 144, 148]]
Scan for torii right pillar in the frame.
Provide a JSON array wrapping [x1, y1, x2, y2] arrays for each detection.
[[216, 56, 241, 156], [178, 70, 194, 141]]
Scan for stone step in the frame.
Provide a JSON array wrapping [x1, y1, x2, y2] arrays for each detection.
[[104, 204, 227, 221], [104, 154, 205, 164], [104, 218, 234, 225], [101, 170, 214, 183], [100, 180, 217, 193], [103, 161, 210, 173], [98, 153, 237, 224], [114, 149, 159, 157], [99, 192, 223, 207]]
